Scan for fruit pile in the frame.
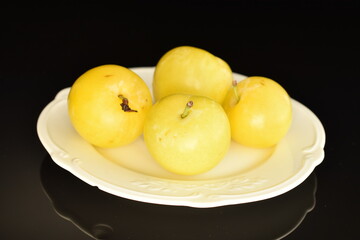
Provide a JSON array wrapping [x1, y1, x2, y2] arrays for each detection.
[[68, 46, 292, 175]]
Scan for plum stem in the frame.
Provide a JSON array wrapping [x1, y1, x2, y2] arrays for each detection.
[[118, 95, 138, 112], [181, 101, 193, 118], [232, 80, 240, 103]]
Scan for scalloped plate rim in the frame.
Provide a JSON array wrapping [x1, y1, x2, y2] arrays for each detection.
[[37, 66, 325, 208]]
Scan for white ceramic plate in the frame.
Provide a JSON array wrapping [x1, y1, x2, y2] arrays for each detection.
[[37, 67, 325, 208]]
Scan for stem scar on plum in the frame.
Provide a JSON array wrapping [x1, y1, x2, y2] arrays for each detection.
[[118, 95, 138, 112]]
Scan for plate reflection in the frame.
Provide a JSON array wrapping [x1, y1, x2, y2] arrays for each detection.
[[41, 156, 317, 240]]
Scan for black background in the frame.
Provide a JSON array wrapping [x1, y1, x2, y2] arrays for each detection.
[[1, 1, 359, 239]]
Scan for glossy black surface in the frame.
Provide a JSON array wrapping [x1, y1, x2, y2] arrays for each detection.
[[1, 1, 359, 239], [40, 155, 317, 239]]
